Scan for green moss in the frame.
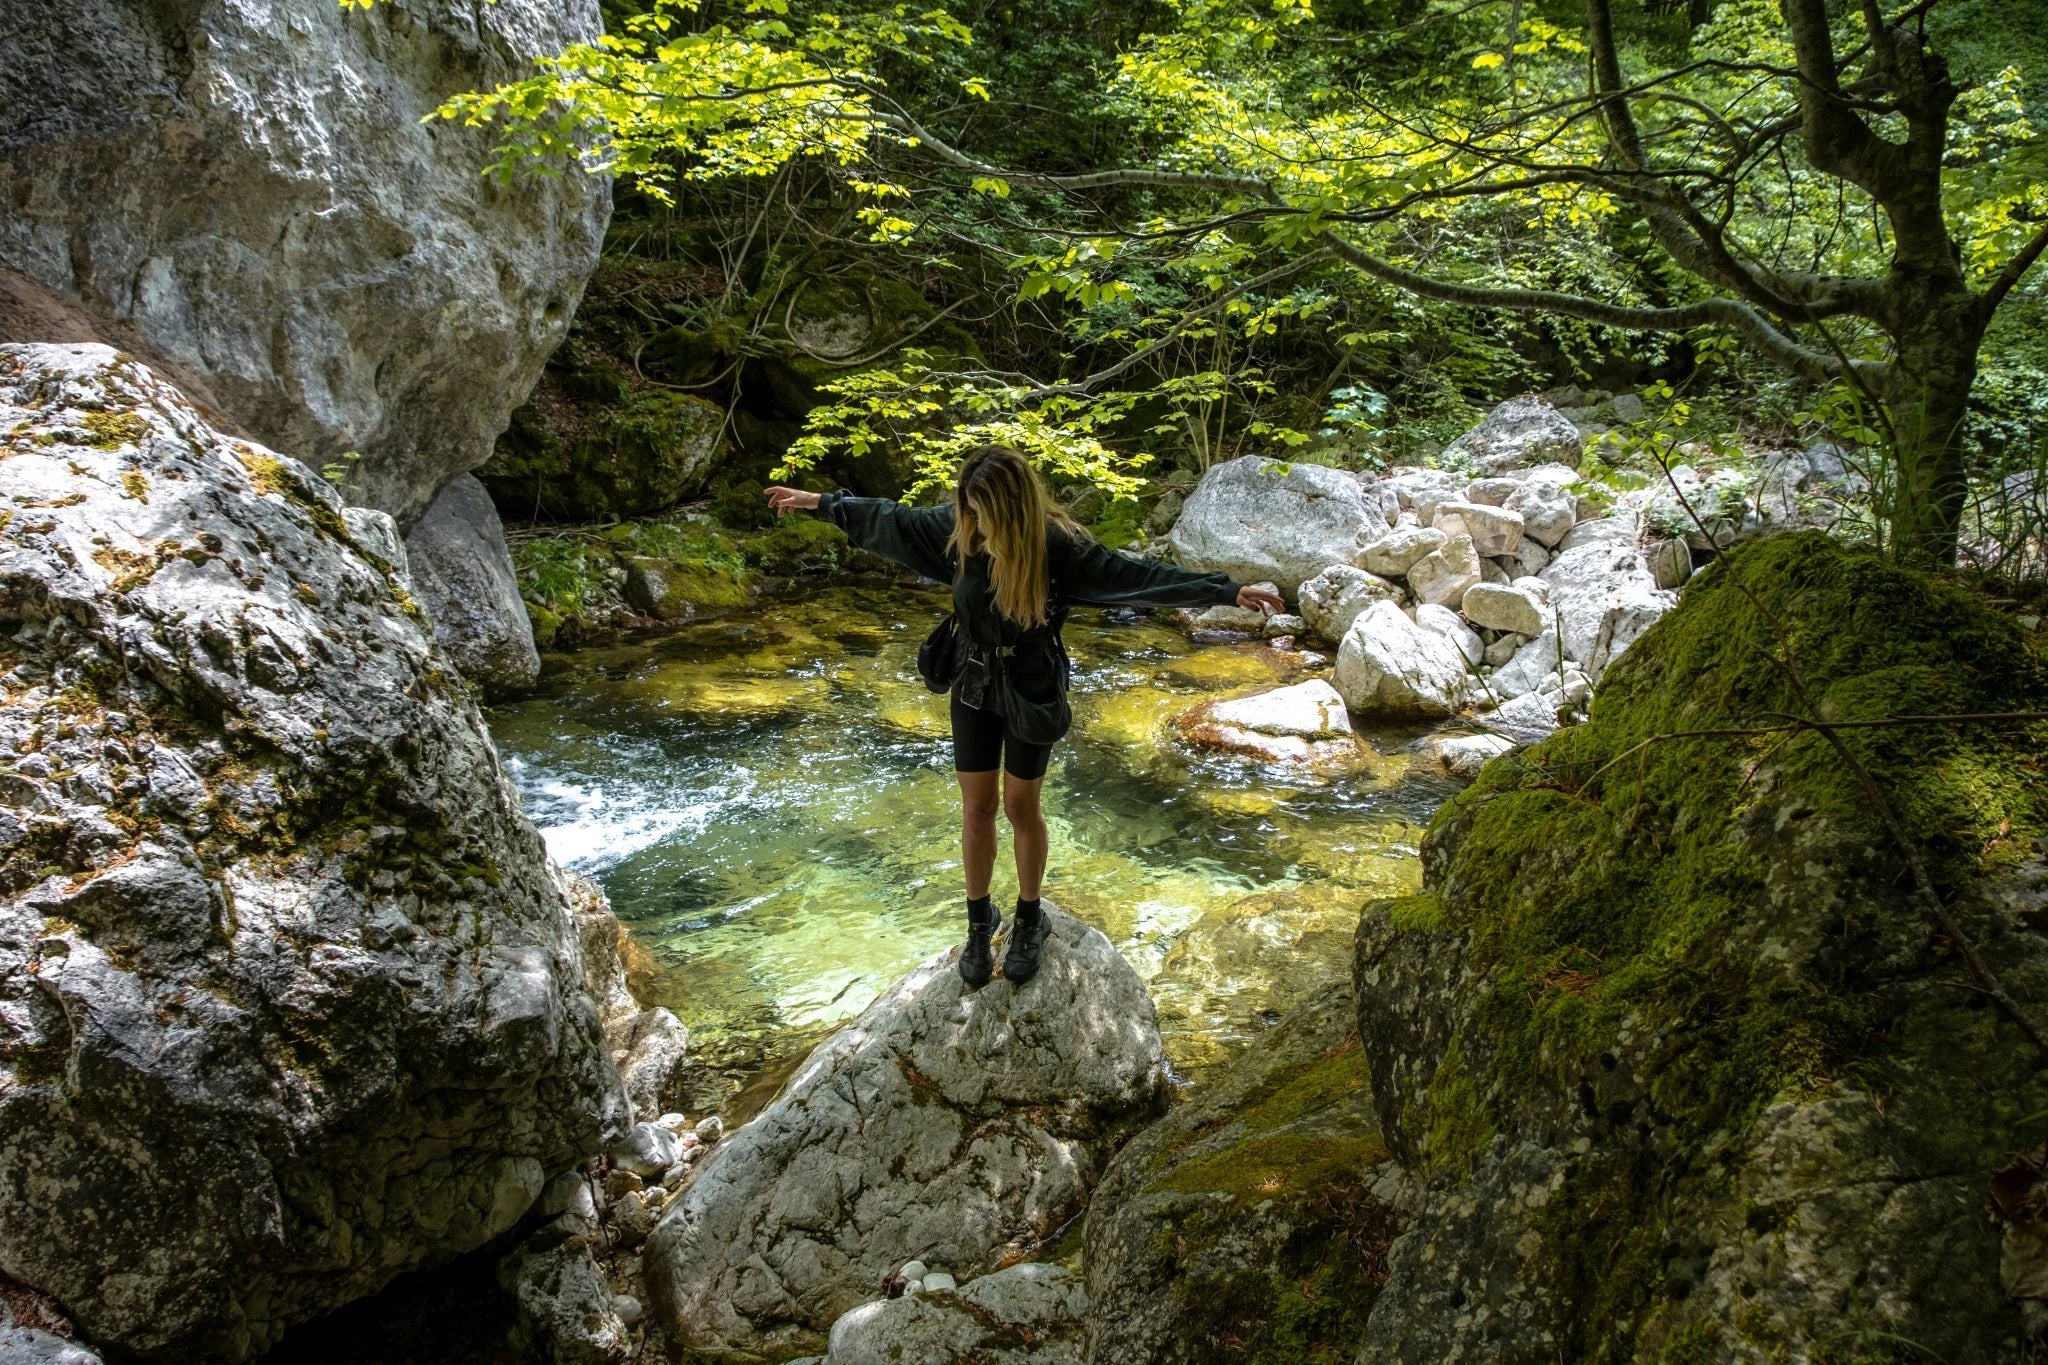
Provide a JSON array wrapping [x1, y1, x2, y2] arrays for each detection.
[[483, 374, 726, 521], [1416, 1037, 1493, 1178], [737, 515, 846, 576], [1398, 531, 2048, 1358]]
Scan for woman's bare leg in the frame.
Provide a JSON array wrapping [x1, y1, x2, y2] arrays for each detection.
[[1002, 774, 1048, 901], [957, 769, 1000, 900]]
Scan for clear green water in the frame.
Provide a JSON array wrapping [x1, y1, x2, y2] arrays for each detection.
[[487, 584, 1453, 1109]]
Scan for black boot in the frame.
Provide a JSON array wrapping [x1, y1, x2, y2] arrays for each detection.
[[960, 896, 999, 988], [1002, 898, 1051, 984]]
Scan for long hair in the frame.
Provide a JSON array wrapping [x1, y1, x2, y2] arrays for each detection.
[[947, 445, 1079, 628]]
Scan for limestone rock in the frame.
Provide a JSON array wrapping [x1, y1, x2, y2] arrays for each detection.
[[1503, 479, 1577, 548], [0, 0, 609, 527], [1648, 536, 1693, 590], [1375, 467, 1463, 516], [1556, 511, 1639, 553], [0, 345, 629, 1362], [1541, 544, 1676, 677], [1168, 456, 1388, 594], [1359, 525, 1446, 579], [613, 1006, 691, 1122], [1431, 501, 1524, 557], [1176, 680, 1359, 767], [1083, 984, 1404, 1365], [499, 1238, 633, 1365], [1297, 564, 1401, 642], [1354, 534, 2047, 1362], [1488, 627, 1565, 699], [643, 904, 1165, 1357], [405, 474, 541, 691], [1333, 600, 1469, 718], [823, 1264, 1087, 1365], [1414, 603, 1483, 666], [1440, 397, 1584, 475], [1460, 582, 1549, 638], [1406, 533, 1482, 611]]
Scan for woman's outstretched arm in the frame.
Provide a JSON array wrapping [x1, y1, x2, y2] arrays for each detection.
[[1054, 532, 1285, 613], [767, 487, 956, 583]]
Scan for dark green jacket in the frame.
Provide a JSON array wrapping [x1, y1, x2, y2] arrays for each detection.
[[813, 492, 1241, 705]]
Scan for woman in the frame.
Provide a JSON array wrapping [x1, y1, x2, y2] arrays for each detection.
[[767, 445, 1284, 988]]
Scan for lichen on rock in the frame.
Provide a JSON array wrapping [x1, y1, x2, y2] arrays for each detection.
[[0, 344, 633, 1362], [1354, 531, 2048, 1361]]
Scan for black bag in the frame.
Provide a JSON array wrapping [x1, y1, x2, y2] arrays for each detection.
[[994, 605, 1073, 744], [916, 613, 960, 693]]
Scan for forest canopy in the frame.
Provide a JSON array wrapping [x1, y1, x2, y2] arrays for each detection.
[[415, 0, 2047, 565]]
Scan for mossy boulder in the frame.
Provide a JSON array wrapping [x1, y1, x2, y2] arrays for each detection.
[[1353, 531, 2048, 1362], [1082, 984, 1405, 1365], [482, 367, 727, 522]]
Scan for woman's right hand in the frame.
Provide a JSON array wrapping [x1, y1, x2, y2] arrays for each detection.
[[765, 486, 822, 518]]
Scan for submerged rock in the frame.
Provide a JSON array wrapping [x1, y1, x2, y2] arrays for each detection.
[[0, 0, 607, 527], [0, 345, 629, 1362], [405, 474, 541, 691], [1175, 680, 1359, 767], [1168, 455, 1388, 594], [643, 904, 1165, 1357], [1084, 983, 1406, 1365], [822, 1263, 1088, 1365], [1354, 533, 2048, 1362]]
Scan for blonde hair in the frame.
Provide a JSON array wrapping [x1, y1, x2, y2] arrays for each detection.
[[947, 445, 1079, 628]]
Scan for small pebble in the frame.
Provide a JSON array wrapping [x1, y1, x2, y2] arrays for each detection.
[[899, 1260, 928, 1282], [654, 1112, 690, 1130], [604, 1169, 644, 1200], [920, 1272, 957, 1293], [659, 1163, 691, 1187], [611, 1294, 644, 1326], [694, 1115, 724, 1143]]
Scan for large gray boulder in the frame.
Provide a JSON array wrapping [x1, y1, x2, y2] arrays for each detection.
[[1440, 397, 1584, 476], [0, 0, 608, 527], [0, 345, 630, 1362], [405, 474, 542, 691], [644, 904, 1165, 1359], [1167, 455, 1388, 594]]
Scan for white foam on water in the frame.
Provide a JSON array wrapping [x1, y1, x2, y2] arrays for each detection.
[[504, 753, 748, 873]]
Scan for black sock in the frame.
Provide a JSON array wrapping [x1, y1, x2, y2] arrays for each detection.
[[967, 894, 995, 928], [1015, 896, 1043, 925]]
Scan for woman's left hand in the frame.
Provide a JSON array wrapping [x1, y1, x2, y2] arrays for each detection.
[[1237, 584, 1286, 615]]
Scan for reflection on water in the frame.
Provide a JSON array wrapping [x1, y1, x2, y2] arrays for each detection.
[[488, 584, 1454, 1106]]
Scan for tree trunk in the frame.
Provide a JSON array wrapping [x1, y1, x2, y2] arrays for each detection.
[[1689, 0, 1713, 28], [1882, 299, 1986, 567]]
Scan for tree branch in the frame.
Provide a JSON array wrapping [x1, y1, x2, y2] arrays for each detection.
[[1979, 220, 2048, 316], [1321, 233, 1884, 386]]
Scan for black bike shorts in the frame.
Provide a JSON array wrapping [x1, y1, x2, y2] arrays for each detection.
[[951, 692, 1054, 780]]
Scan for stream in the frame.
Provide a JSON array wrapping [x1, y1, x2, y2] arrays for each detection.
[[488, 583, 1456, 1115]]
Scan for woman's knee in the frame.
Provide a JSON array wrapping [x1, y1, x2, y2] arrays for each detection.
[[960, 791, 1001, 825], [1002, 782, 1044, 827]]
